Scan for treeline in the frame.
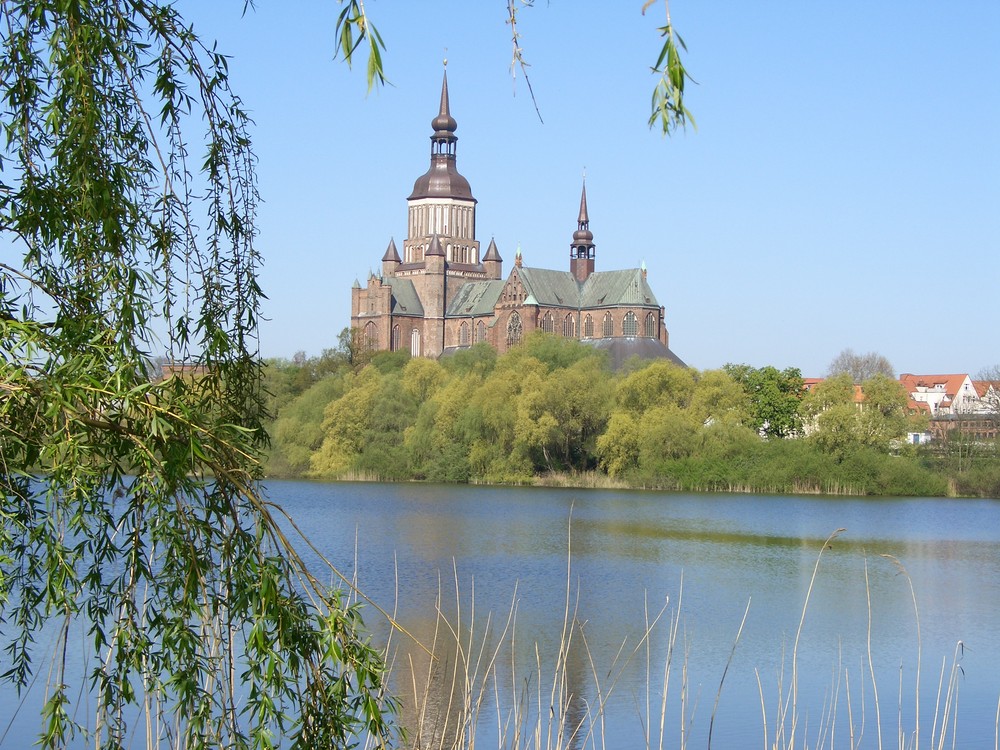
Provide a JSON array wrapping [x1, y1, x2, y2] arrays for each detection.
[[263, 334, 1000, 497]]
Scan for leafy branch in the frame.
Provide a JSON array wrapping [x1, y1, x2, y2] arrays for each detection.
[[644, 0, 697, 135], [333, 0, 387, 93]]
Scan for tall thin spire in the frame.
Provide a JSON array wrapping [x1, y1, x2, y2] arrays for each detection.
[[432, 67, 457, 138], [570, 178, 595, 282]]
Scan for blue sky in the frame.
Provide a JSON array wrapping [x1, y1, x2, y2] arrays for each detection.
[[183, 1, 999, 377]]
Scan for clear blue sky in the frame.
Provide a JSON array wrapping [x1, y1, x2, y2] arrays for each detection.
[[182, 1, 999, 377]]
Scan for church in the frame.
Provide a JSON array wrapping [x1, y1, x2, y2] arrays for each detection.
[[351, 71, 684, 368]]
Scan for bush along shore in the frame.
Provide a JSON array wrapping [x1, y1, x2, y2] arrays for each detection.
[[263, 335, 1000, 498]]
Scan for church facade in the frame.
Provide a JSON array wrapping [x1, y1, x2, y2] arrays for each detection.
[[351, 72, 683, 367]]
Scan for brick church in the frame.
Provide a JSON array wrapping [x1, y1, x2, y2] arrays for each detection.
[[350, 71, 684, 368]]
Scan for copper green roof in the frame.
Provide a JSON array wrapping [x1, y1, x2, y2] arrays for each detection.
[[517, 267, 583, 308], [388, 279, 424, 317], [446, 280, 504, 317], [581, 269, 659, 307], [516, 267, 659, 309]]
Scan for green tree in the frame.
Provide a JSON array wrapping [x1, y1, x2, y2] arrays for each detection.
[[269, 374, 348, 476], [688, 368, 749, 426], [596, 412, 643, 477], [516, 357, 613, 471], [0, 4, 392, 747], [616, 360, 696, 414], [805, 374, 910, 458], [724, 364, 805, 438], [311, 366, 417, 479], [801, 373, 856, 423], [464, 355, 546, 482]]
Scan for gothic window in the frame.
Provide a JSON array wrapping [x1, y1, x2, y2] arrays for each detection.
[[541, 311, 554, 333], [459, 321, 470, 346], [623, 311, 638, 337], [644, 312, 657, 338], [562, 314, 575, 338], [602, 312, 614, 337], [583, 315, 594, 339], [475, 320, 486, 344], [391, 325, 401, 351], [507, 312, 523, 347], [410, 328, 421, 357], [363, 321, 378, 351]]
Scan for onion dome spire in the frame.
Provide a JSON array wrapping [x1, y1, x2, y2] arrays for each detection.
[[408, 66, 475, 201], [569, 179, 595, 281], [432, 67, 458, 137]]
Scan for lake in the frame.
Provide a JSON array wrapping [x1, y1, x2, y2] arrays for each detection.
[[264, 481, 1000, 749], [2, 482, 998, 749]]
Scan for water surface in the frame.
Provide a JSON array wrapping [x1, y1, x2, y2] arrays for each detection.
[[267, 481, 1000, 749]]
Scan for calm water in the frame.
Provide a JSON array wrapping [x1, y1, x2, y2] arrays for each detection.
[[263, 481, 1000, 750], [2, 483, 998, 748]]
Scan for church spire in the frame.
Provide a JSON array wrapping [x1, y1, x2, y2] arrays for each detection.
[[408, 67, 475, 201], [431, 69, 458, 144], [570, 179, 595, 282]]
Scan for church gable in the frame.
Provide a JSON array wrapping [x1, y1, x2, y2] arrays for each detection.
[[497, 269, 529, 308]]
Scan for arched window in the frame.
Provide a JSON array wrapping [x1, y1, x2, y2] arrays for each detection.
[[541, 311, 554, 333], [391, 325, 401, 351], [562, 314, 575, 338], [623, 312, 638, 337], [583, 315, 594, 338], [410, 328, 421, 357], [506, 312, 523, 347], [644, 312, 657, 338], [459, 321, 470, 346], [475, 320, 486, 344], [363, 321, 378, 351], [602, 312, 614, 337]]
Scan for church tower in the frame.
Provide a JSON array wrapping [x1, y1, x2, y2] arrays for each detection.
[[403, 69, 480, 269], [569, 181, 595, 282]]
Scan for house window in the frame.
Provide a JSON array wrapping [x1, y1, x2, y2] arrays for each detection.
[[562, 314, 575, 338], [363, 321, 378, 351], [541, 311, 554, 333], [459, 321, 470, 346], [391, 325, 401, 351], [583, 315, 594, 338], [623, 312, 638, 337], [475, 320, 486, 344], [410, 328, 421, 357], [602, 312, 613, 337], [644, 312, 657, 338], [507, 312, 523, 347]]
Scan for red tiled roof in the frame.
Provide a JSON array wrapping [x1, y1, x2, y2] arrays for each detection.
[[898, 373, 970, 397]]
